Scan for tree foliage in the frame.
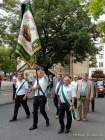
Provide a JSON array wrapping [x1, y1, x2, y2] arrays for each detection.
[[89, 55, 97, 67], [32, 0, 97, 67], [87, 0, 105, 18], [0, 0, 20, 73], [1, 0, 97, 70], [0, 0, 20, 48], [0, 47, 17, 73], [87, 0, 105, 39]]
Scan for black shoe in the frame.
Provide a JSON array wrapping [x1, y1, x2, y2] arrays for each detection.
[[29, 126, 37, 131], [9, 118, 17, 122], [65, 129, 70, 133], [46, 119, 49, 127], [58, 129, 64, 134]]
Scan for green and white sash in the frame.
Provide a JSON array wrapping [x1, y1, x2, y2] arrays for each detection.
[[61, 85, 69, 105], [16, 80, 26, 94], [38, 84, 46, 96], [61, 85, 76, 120]]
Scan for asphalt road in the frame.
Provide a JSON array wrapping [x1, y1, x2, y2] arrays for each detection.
[[0, 98, 105, 140]]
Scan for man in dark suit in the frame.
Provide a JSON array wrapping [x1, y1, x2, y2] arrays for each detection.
[[53, 73, 63, 118]]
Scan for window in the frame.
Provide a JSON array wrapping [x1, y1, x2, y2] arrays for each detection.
[[99, 62, 103, 67], [99, 54, 104, 59]]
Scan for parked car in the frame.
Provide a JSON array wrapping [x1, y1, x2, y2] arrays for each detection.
[[96, 80, 105, 97]]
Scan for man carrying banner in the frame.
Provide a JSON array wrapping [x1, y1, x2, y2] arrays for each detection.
[[29, 68, 50, 130], [10, 72, 30, 122], [58, 76, 76, 134]]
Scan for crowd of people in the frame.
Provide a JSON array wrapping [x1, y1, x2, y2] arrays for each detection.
[[9, 69, 96, 134]]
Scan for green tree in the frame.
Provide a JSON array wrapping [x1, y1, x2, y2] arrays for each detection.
[[0, 0, 20, 48], [87, 0, 105, 39], [0, 0, 20, 71], [89, 55, 97, 67], [1, 0, 97, 70], [32, 0, 97, 68], [0, 47, 17, 74], [87, 0, 105, 18]]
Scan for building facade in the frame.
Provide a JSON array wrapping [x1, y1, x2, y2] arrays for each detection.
[[89, 38, 105, 77], [62, 61, 89, 77]]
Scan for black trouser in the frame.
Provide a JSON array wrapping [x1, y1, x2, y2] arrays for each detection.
[[74, 97, 77, 109], [53, 94, 59, 115], [12, 95, 30, 119], [59, 103, 72, 131], [33, 96, 49, 127], [0, 81, 1, 88], [91, 98, 95, 112], [13, 84, 16, 100]]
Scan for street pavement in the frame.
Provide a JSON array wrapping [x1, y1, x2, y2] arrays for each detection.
[[0, 98, 105, 140]]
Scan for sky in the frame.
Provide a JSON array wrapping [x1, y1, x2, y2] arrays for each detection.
[[98, 15, 105, 22], [0, 9, 8, 17], [0, 0, 3, 4]]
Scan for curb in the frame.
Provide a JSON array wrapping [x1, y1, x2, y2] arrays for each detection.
[[0, 101, 14, 106]]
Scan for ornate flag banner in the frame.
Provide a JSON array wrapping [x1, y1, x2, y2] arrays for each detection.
[[16, 3, 41, 64]]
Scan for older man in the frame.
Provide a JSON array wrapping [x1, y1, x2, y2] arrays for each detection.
[[71, 76, 78, 91], [58, 76, 76, 134], [76, 73, 94, 121]]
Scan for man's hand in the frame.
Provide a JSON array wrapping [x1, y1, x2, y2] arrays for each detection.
[[69, 105, 74, 111], [33, 85, 39, 90]]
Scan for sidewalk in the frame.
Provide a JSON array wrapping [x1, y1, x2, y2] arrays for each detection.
[[0, 81, 33, 106], [0, 81, 12, 105], [0, 91, 13, 105]]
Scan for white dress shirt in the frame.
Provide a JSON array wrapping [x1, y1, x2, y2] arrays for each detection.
[[58, 84, 76, 105], [33, 76, 48, 96], [71, 80, 78, 91], [16, 79, 28, 96]]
